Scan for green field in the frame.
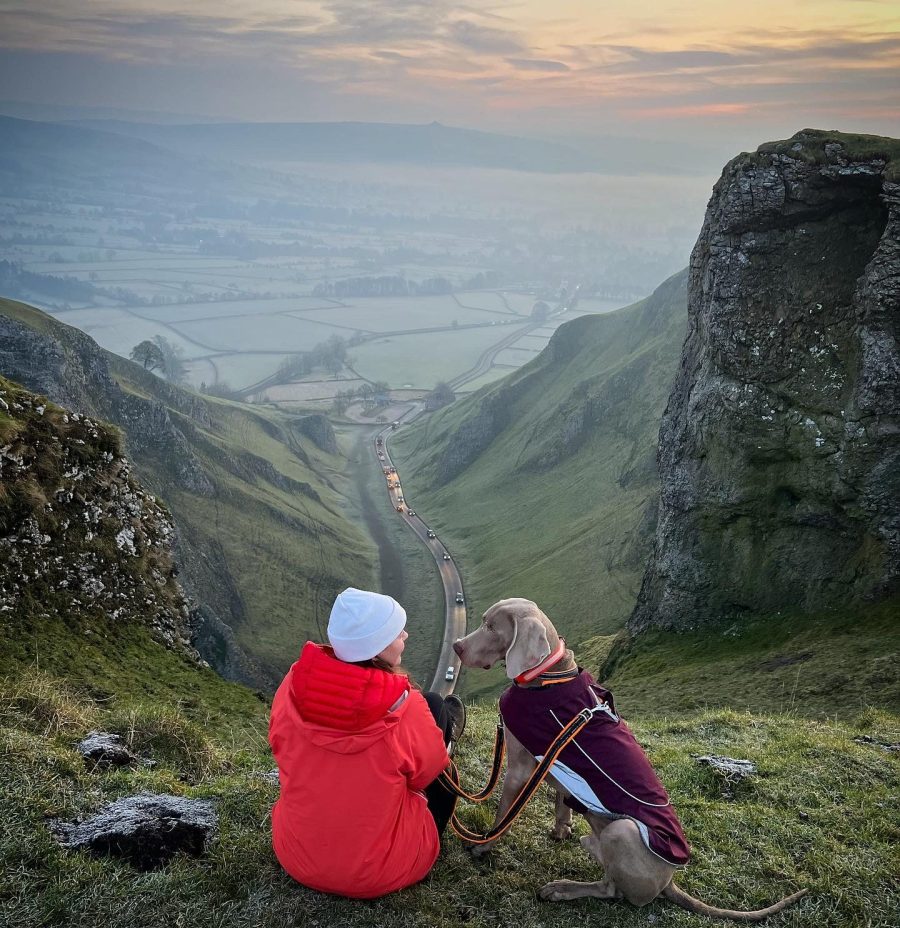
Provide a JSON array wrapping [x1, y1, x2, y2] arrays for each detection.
[[351, 322, 532, 388], [173, 313, 337, 354], [493, 345, 542, 366], [294, 295, 512, 332], [454, 368, 509, 393], [138, 296, 335, 322]]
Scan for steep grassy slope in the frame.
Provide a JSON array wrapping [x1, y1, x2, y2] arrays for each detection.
[[590, 600, 900, 720], [0, 374, 265, 730], [391, 272, 686, 695], [0, 298, 377, 687]]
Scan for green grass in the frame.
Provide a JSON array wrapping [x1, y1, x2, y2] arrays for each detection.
[[598, 601, 900, 720], [1, 673, 897, 928], [391, 271, 687, 699], [0, 610, 267, 740], [754, 129, 900, 181]]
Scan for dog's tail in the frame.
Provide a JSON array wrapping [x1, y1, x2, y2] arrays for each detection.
[[663, 883, 808, 922]]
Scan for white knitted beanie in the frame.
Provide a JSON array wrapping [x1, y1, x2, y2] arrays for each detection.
[[327, 588, 407, 662]]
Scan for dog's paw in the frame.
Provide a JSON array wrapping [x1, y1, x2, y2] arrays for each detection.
[[549, 822, 573, 841], [539, 880, 577, 902], [467, 842, 494, 859]]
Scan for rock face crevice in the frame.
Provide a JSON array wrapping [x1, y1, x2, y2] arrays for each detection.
[[631, 131, 900, 632]]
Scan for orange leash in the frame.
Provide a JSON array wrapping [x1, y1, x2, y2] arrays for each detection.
[[447, 706, 595, 845], [437, 719, 505, 802]]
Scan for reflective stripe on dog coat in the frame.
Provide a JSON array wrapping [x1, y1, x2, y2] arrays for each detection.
[[499, 671, 691, 867]]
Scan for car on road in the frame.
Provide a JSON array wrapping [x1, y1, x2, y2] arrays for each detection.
[[443, 553, 451, 561], [407, 509, 416, 517], [445, 666, 455, 681], [395, 504, 404, 512], [455, 592, 464, 604], [427, 530, 436, 538]]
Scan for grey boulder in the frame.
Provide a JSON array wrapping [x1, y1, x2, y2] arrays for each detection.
[[77, 731, 141, 769], [52, 793, 217, 870]]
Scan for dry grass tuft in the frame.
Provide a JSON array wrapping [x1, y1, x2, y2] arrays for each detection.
[[0, 668, 99, 736]]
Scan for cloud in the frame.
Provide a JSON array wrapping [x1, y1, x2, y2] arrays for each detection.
[[506, 58, 570, 72], [445, 19, 526, 54], [0, 2, 897, 142]]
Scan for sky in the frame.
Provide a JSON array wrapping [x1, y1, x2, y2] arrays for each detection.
[[0, 0, 898, 151]]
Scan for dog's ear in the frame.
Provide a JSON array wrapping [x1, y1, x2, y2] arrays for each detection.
[[505, 612, 551, 679]]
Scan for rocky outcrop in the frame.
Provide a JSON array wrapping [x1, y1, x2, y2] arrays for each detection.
[[631, 130, 900, 632], [0, 306, 293, 691], [0, 314, 214, 497], [436, 391, 515, 483], [78, 731, 149, 769], [435, 367, 547, 483], [51, 793, 217, 870], [295, 413, 337, 454], [0, 376, 196, 652]]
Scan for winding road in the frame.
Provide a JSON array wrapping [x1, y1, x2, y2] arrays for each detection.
[[374, 414, 466, 696]]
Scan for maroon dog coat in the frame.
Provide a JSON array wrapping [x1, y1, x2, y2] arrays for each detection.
[[499, 671, 690, 866]]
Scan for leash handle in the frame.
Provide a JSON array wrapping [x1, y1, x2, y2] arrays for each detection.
[[437, 720, 505, 802], [450, 708, 593, 845]]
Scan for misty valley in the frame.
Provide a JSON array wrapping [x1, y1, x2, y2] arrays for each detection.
[[1, 113, 898, 928], [0, 117, 700, 403]]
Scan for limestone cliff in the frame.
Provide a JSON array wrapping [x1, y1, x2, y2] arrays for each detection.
[[0, 375, 194, 653], [631, 130, 900, 632]]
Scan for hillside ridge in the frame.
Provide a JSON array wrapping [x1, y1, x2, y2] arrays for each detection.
[[0, 298, 376, 689], [391, 271, 688, 698]]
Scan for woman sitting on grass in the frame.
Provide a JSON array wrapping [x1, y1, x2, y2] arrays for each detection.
[[269, 587, 466, 899]]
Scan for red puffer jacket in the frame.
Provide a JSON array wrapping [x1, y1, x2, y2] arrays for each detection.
[[269, 642, 449, 898]]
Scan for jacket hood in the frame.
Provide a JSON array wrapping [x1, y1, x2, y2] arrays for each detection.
[[289, 642, 410, 751]]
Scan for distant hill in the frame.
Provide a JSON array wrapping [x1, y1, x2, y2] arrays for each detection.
[[391, 271, 688, 696], [66, 119, 600, 173], [0, 114, 229, 194], [0, 298, 377, 690]]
